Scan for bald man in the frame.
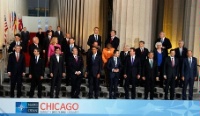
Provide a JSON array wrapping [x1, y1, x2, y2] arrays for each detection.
[[29, 37, 43, 58]]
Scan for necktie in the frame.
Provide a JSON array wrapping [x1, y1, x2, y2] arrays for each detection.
[[189, 58, 192, 67], [95, 35, 98, 41], [110, 38, 113, 43], [131, 57, 134, 64], [70, 45, 73, 51], [92, 55, 95, 62], [161, 39, 164, 43], [124, 52, 127, 56], [35, 56, 37, 63], [114, 58, 117, 67], [171, 58, 175, 67], [16, 53, 19, 61], [180, 49, 183, 56], [75, 56, 78, 62], [57, 55, 59, 62], [150, 59, 153, 68]]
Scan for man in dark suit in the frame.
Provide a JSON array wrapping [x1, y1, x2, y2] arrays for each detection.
[[124, 48, 141, 99], [85, 46, 102, 99], [64, 38, 79, 86], [43, 31, 52, 65], [87, 41, 102, 59], [46, 26, 54, 37], [49, 47, 66, 98], [155, 32, 172, 56], [29, 37, 43, 58], [21, 27, 30, 52], [61, 33, 71, 53], [136, 41, 149, 87], [54, 26, 64, 44], [36, 28, 45, 47], [107, 50, 121, 99], [8, 34, 24, 53], [105, 30, 120, 50], [163, 49, 179, 100], [182, 50, 198, 100], [7, 45, 26, 98], [68, 47, 84, 98], [87, 27, 101, 48], [29, 48, 45, 98], [119, 45, 130, 87], [142, 52, 159, 100], [175, 40, 188, 88]]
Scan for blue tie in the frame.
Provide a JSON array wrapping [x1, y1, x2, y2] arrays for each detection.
[[131, 57, 134, 64]]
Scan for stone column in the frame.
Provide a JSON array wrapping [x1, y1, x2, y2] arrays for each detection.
[[112, 0, 156, 50], [183, 0, 199, 59]]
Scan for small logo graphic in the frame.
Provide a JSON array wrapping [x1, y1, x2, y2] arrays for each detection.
[[16, 102, 39, 113]]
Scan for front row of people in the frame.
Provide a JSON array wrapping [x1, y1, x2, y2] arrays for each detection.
[[7, 45, 198, 100]]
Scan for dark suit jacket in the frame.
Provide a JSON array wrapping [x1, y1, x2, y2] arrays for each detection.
[[21, 31, 30, 43], [87, 34, 101, 47], [182, 57, 198, 79], [64, 44, 79, 62], [29, 56, 45, 77], [136, 47, 149, 63], [7, 52, 25, 76], [87, 48, 102, 60], [120, 51, 129, 66], [155, 37, 172, 55], [36, 32, 45, 47], [142, 59, 158, 81], [124, 56, 141, 77], [29, 43, 43, 58], [107, 57, 122, 78], [43, 37, 51, 52], [61, 38, 69, 52], [175, 47, 188, 59], [68, 55, 84, 76], [8, 41, 24, 53], [54, 31, 64, 44], [163, 56, 179, 78], [49, 54, 65, 76], [86, 54, 102, 77], [105, 36, 120, 49]]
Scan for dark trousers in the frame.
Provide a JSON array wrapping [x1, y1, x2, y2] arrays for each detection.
[[156, 66, 164, 87], [10, 75, 22, 98], [109, 76, 119, 99], [88, 75, 99, 99], [144, 80, 155, 100], [29, 76, 42, 98], [119, 69, 124, 87], [165, 77, 175, 100], [71, 75, 82, 98], [65, 67, 70, 86], [176, 65, 183, 88], [182, 78, 195, 100], [50, 74, 62, 98], [124, 77, 136, 99]]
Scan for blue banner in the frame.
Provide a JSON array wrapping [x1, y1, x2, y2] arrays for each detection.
[[0, 99, 199, 116]]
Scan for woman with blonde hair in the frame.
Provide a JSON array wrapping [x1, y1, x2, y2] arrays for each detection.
[[48, 37, 61, 62]]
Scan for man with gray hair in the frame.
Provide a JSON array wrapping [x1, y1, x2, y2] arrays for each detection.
[[175, 40, 188, 88], [119, 45, 130, 87]]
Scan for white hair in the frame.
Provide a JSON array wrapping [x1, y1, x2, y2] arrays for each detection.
[[155, 42, 162, 48]]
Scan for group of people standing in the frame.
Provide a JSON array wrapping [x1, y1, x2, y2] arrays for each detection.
[[7, 26, 198, 100]]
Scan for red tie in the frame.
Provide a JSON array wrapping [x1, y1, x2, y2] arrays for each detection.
[[75, 56, 78, 62], [110, 38, 113, 43]]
